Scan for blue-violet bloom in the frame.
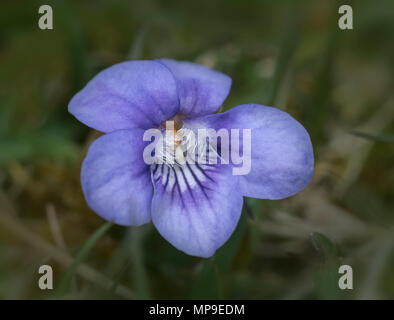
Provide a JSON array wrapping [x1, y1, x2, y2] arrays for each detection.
[[68, 59, 314, 258]]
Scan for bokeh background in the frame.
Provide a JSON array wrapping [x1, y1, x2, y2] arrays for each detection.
[[1, 0, 394, 299]]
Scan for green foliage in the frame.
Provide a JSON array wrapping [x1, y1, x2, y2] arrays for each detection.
[[1, 0, 394, 300], [311, 232, 343, 299], [56, 222, 113, 298], [349, 130, 394, 143]]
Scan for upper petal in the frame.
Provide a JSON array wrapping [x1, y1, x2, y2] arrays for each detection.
[[157, 59, 232, 117], [81, 129, 153, 226], [184, 104, 314, 200], [69, 60, 180, 132], [151, 163, 243, 257]]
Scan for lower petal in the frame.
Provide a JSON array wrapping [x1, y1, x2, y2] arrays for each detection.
[[151, 163, 243, 258], [81, 129, 153, 226]]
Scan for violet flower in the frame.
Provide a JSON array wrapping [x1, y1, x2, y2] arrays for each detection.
[[68, 59, 314, 258]]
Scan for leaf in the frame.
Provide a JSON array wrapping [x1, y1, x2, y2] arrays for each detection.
[[0, 132, 80, 165], [264, 1, 304, 106], [100, 227, 152, 300], [348, 130, 394, 143], [56, 221, 113, 297], [0, 100, 14, 136], [310, 232, 343, 299], [55, 0, 92, 91], [188, 210, 248, 299], [128, 227, 151, 299], [310, 232, 339, 260], [128, 24, 150, 60]]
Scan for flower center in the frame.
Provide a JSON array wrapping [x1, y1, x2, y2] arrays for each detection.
[[154, 115, 218, 167]]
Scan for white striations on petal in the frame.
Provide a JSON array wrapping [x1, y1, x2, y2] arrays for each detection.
[[151, 125, 223, 195], [152, 163, 209, 195]]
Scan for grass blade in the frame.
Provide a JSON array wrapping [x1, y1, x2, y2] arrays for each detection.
[[129, 227, 151, 299], [311, 232, 343, 299], [264, 2, 304, 106], [348, 130, 394, 143], [189, 212, 248, 299], [56, 221, 113, 297], [128, 24, 150, 60]]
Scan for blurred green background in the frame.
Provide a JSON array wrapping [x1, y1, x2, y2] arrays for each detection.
[[1, 0, 394, 299]]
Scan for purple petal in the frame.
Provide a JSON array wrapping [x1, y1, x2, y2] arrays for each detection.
[[69, 60, 180, 132], [81, 129, 152, 225], [184, 104, 314, 200], [157, 59, 232, 117], [151, 163, 243, 257]]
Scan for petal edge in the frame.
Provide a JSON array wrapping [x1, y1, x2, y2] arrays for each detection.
[[69, 60, 180, 132], [151, 163, 243, 257], [157, 59, 232, 117], [81, 129, 153, 226]]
